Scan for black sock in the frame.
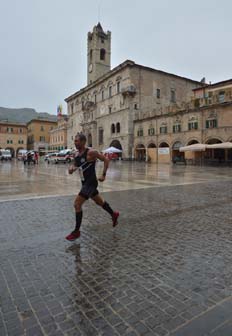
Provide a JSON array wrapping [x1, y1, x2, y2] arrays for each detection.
[[75, 211, 83, 232], [102, 201, 114, 216]]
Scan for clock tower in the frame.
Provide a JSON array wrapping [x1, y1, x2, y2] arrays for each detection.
[[87, 23, 111, 85]]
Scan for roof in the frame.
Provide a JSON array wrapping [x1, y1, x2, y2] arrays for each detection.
[[193, 79, 232, 91], [0, 120, 27, 127], [27, 118, 57, 125], [65, 60, 202, 102]]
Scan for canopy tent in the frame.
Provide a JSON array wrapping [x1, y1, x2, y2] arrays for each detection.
[[179, 144, 206, 152], [102, 146, 122, 154], [206, 142, 232, 149]]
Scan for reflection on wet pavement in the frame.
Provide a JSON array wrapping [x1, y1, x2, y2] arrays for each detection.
[[0, 160, 231, 201]]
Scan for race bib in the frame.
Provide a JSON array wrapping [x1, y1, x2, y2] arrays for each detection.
[[78, 167, 85, 182]]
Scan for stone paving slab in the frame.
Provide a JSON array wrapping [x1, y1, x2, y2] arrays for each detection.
[[0, 180, 232, 335]]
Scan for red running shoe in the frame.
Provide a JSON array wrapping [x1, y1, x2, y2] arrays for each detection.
[[112, 211, 119, 227], [65, 230, 81, 241]]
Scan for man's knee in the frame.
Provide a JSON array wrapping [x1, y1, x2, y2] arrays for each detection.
[[74, 199, 82, 212]]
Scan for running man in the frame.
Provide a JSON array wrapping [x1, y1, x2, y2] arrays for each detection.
[[65, 133, 119, 241]]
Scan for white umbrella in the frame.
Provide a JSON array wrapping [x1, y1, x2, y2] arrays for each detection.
[[179, 144, 207, 152], [206, 142, 232, 149], [102, 146, 122, 153]]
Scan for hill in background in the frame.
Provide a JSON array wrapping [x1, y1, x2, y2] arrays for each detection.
[[0, 107, 57, 123]]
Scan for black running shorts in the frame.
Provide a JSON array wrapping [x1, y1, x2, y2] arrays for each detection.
[[79, 180, 99, 200]]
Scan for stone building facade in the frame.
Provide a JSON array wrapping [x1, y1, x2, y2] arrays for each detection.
[[0, 121, 27, 157], [65, 23, 201, 158], [134, 79, 232, 163]]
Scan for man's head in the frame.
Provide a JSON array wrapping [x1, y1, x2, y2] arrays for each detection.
[[74, 133, 87, 150]]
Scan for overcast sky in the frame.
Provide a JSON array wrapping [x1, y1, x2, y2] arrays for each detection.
[[0, 0, 231, 114]]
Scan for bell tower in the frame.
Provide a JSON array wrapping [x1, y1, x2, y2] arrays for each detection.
[[87, 23, 111, 85]]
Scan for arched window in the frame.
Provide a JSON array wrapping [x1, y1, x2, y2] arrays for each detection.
[[100, 48, 106, 61], [111, 124, 115, 134], [116, 122, 120, 133]]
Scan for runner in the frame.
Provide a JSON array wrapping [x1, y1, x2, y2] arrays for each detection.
[[66, 133, 119, 241]]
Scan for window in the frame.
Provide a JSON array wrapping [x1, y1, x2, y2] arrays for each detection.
[[117, 81, 121, 93], [94, 94, 97, 104], [71, 103, 74, 114], [7, 127, 13, 133], [134, 104, 138, 110], [111, 124, 115, 134], [188, 122, 198, 130], [40, 126, 44, 131], [100, 48, 106, 61], [171, 89, 176, 103], [90, 49, 93, 61], [102, 90, 104, 101], [157, 89, 161, 99], [40, 136, 45, 142], [99, 128, 104, 145], [219, 91, 225, 103], [101, 38, 104, 43], [109, 86, 112, 98], [109, 106, 112, 114], [137, 129, 143, 137], [81, 100, 84, 109], [18, 140, 24, 144], [19, 128, 22, 133], [148, 128, 155, 136], [206, 119, 217, 128], [160, 126, 167, 134], [173, 124, 181, 133], [116, 122, 120, 133]]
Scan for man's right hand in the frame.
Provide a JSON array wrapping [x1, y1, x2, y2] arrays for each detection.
[[68, 166, 75, 174]]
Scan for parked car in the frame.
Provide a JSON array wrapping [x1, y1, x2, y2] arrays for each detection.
[[0, 149, 12, 161], [48, 149, 75, 164], [44, 152, 58, 162], [17, 149, 27, 161]]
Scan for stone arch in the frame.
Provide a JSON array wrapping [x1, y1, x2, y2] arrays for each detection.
[[187, 139, 200, 146], [159, 142, 169, 148], [110, 139, 122, 150], [147, 143, 156, 148], [5, 147, 14, 157], [16, 147, 24, 155], [135, 143, 146, 161], [205, 138, 224, 162], [205, 137, 223, 144], [172, 141, 184, 161]]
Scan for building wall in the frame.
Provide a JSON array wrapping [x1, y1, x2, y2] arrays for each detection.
[[0, 122, 27, 157], [49, 116, 68, 150], [134, 101, 232, 163], [27, 120, 57, 152]]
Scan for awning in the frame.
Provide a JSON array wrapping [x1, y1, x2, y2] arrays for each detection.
[[179, 144, 206, 152], [102, 146, 122, 153], [206, 142, 232, 149]]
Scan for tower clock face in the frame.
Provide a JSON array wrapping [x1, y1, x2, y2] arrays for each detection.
[[89, 63, 93, 73]]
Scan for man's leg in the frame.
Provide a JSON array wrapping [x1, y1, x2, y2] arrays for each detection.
[[92, 194, 119, 227], [66, 195, 86, 241]]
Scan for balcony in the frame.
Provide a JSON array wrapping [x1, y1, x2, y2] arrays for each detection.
[[121, 85, 136, 97]]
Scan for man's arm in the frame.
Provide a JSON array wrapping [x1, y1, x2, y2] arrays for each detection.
[[88, 150, 109, 181]]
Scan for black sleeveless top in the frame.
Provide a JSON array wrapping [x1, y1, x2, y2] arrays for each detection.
[[74, 148, 96, 183]]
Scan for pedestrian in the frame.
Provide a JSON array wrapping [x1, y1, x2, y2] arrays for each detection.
[[34, 151, 39, 164], [66, 133, 119, 242]]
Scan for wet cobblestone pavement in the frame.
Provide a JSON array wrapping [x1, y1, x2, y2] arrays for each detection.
[[0, 178, 232, 335]]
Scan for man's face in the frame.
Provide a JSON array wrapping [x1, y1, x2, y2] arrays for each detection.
[[74, 137, 84, 150]]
